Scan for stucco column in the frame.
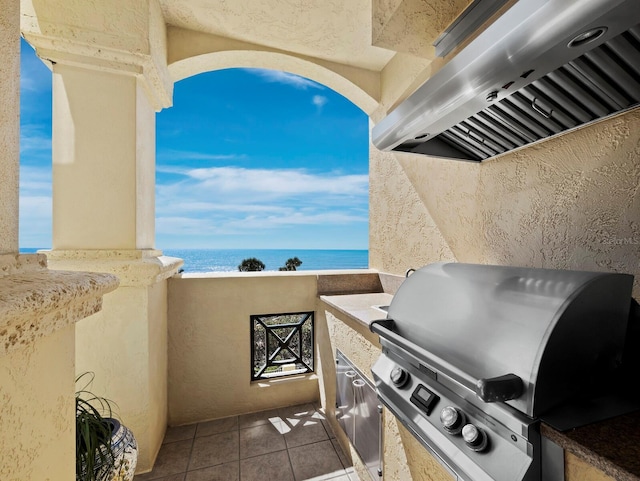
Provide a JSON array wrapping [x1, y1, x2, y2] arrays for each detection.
[[52, 65, 155, 249], [0, 0, 19, 254], [21, 0, 181, 473], [45, 62, 181, 475]]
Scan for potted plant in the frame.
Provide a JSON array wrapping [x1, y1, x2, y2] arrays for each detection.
[[76, 373, 138, 481]]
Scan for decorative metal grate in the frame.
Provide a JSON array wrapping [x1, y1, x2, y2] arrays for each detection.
[[251, 311, 314, 380]]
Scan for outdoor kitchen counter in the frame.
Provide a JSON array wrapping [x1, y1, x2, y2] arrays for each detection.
[[319, 292, 393, 330], [542, 411, 640, 481], [320, 292, 640, 481]]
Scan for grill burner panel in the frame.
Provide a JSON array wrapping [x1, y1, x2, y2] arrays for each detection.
[[374, 350, 537, 481], [371, 263, 635, 481]]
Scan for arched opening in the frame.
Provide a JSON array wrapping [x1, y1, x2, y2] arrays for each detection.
[[157, 67, 370, 271], [18, 40, 374, 271]]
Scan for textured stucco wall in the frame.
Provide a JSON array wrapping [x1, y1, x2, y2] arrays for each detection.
[[167, 26, 380, 115], [318, 309, 416, 481], [0, 0, 19, 254], [76, 287, 152, 468], [52, 66, 157, 250], [73, 279, 170, 474], [49, 250, 180, 474], [565, 452, 615, 481], [369, 109, 640, 298], [148, 279, 168, 471], [0, 325, 75, 481], [167, 273, 321, 426], [372, 0, 471, 58]]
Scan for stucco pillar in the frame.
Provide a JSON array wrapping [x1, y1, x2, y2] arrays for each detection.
[[0, 0, 19, 254], [51, 65, 155, 250], [44, 58, 181, 476], [21, 0, 182, 473], [45, 51, 177, 475]]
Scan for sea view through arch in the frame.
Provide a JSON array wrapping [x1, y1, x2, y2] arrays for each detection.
[[19, 248, 369, 273]]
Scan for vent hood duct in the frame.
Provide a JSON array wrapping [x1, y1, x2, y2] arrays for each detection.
[[372, 0, 640, 162]]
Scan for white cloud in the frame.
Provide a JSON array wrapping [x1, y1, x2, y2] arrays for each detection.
[[157, 210, 366, 235], [19, 165, 51, 192], [157, 150, 246, 163], [20, 124, 52, 154], [312, 95, 328, 111], [20, 54, 50, 93], [155, 165, 368, 240], [181, 166, 368, 197], [245, 69, 324, 90]]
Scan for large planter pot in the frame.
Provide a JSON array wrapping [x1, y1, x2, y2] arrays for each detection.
[[108, 419, 137, 481], [78, 419, 137, 481]]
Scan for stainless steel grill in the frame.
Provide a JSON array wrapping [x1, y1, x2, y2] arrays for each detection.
[[371, 263, 636, 481]]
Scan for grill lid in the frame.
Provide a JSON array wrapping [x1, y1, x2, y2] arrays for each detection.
[[381, 263, 633, 417]]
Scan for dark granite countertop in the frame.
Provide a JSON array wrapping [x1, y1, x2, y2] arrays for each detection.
[[542, 410, 640, 481]]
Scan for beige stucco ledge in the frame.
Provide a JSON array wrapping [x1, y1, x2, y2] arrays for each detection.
[[44, 249, 183, 287], [320, 292, 393, 330], [318, 271, 403, 330], [0, 267, 119, 356], [0, 252, 48, 276]]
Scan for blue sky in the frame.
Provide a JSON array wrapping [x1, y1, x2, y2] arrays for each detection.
[[19, 40, 369, 250]]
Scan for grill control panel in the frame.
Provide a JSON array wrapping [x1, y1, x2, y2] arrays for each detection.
[[462, 423, 489, 452], [410, 385, 439, 415], [390, 366, 410, 388], [440, 406, 466, 435], [372, 351, 536, 481], [440, 406, 489, 452]]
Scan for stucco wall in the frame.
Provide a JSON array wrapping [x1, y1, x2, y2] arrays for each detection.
[[167, 273, 321, 426], [0, 324, 75, 481], [0, 0, 19, 254], [369, 109, 640, 299], [318, 309, 413, 481], [74, 280, 169, 473]]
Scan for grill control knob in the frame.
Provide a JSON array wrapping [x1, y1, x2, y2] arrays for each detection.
[[462, 424, 489, 452], [440, 406, 466, 435], [390, 367, 410, 388]]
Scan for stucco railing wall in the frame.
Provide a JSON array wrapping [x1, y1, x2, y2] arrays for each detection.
[[167, 272, 324, 425]]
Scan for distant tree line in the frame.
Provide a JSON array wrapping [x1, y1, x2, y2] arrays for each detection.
[[238, 256, 302, 272], [238, 257, 265, 272]]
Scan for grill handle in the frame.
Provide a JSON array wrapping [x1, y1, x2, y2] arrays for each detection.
[[370, 319, 477, 393], [371, 320, 524, 403], [475, 373, 524, 402]]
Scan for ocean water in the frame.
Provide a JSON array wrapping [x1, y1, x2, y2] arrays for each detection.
[[164, 249, 369, 273], [20, 248, 369, 273]]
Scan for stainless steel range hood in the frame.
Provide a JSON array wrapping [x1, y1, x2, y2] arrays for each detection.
[[372, 0, 640, 162]]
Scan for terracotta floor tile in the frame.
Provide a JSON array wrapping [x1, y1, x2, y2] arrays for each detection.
[[279, 403, 318, 421], [189, 431, 239, 470], [196, 416, 238, 437], [239, 450, 294, 481], [163, 425, 197, 444], [284, 416, 329, 449], [185, 462, 240, 481], [238, 408, 283, 429], [139, 439, 192, 479], [140, 406, 362, 481], [239, 422, 287, 459], [288, 440, 345, 481], [134, 475, 185, 481]]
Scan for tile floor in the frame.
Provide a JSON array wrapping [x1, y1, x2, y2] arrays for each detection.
[[134, 403, 361, 481]]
